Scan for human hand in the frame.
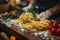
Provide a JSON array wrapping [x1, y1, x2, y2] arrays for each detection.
[[23, 5, 32, 11], [36, 10, 51, 20]]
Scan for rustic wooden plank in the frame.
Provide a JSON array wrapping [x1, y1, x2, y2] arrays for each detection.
[[10, 26, 41, 40]]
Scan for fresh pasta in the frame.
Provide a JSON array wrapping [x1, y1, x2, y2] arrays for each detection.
[[16, 12, 50, 30]]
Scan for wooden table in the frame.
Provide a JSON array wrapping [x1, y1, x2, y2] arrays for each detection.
[[10, 26, 41, 40], [0, 23, 41, 40], [10, 26, 59, 40], [0, 22, 59, 40]]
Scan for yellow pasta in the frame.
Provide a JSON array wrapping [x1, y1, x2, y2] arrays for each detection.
[[22, 23, 32, 29], [16, 12, 50, 30]]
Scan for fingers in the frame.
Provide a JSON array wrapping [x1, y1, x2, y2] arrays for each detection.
[[23, 7, 28, 11], [39, 12, 47, 20], [23, 6, 32, 11], [36, 12, 47, 20]]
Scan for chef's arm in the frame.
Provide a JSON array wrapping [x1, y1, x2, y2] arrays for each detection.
[[23, 0, 35, 10], [37, 4, 60, 19], [28, 0, 35, 7], [49, 4, 60, 15]]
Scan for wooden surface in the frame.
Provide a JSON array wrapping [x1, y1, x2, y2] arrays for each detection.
[[0, 22, 59, 40], [0, 23, 41, 40], [10, 26, 41, 40], [0, 23, 28, 40]]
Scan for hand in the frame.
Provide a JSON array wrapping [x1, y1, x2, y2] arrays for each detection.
[[36, 12, 47, 20], [23, 5, 32, 11], [37, 10, 51, 20]]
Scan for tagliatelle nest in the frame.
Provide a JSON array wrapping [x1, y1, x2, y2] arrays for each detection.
[[16, 12, 50, 30]]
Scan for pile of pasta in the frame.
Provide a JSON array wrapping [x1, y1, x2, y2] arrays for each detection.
[[16, 12, 50, 30]]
